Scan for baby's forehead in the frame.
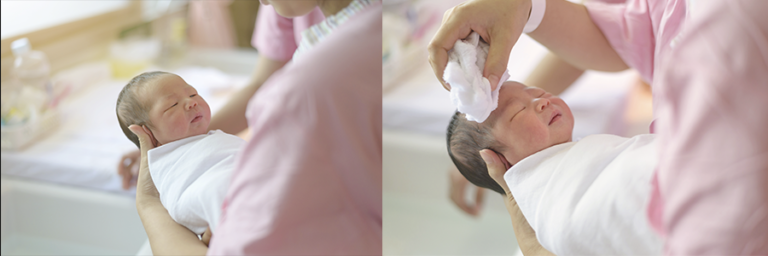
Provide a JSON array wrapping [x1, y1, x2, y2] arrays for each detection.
[[500, 81, 528, 91]]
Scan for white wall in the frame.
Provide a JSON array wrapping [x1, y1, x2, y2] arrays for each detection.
[[1, 0, 129, 39]]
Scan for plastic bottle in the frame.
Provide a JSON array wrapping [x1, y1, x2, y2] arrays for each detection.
[[11, 38, 52, 107]]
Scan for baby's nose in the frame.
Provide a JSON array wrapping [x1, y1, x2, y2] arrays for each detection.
[[186, 100, 197, 110], [535, 98, 550, 112]]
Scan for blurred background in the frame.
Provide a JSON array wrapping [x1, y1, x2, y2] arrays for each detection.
[[0, 1, 264, 255], [382, 0, 651, 255]]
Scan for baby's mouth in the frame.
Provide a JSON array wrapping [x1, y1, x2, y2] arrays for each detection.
[[549, 111, 562, 126], [191, 113, 203, 123]]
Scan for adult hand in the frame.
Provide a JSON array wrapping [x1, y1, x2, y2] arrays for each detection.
[[127, 125, 159, 204], [480, 149, 555, 256], [117, 149, 140, 190], [201, 226, 212, 247], [428, 0, 531, 91], [449, 166, 485, 217]]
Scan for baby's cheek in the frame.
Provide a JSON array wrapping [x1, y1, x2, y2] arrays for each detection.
[[167, 117, 189, 138]]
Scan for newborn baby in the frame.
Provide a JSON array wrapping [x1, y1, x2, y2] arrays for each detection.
[[447, 81, 662, 255], [116, 71, 243, 235]]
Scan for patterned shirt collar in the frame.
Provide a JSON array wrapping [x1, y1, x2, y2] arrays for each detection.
[[293, 0, 377, 60]]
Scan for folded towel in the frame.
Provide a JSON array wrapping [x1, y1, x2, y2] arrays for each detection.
[[504, 134, 662, 255], [443, 32, 510, 123], [148, 130, 244, 234]]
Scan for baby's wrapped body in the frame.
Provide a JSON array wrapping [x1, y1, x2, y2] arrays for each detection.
[[148, 130, 244, 234], [505, 134, 662, 255]]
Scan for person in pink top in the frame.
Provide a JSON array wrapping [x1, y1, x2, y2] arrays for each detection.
[[117, 6, 324, 188], [125, 0, 381, 255], [429, 0, 768, 255], [209, 0, 382, 254]]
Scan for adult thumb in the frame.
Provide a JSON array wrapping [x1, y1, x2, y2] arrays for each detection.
[[128, 125, 151, 149], [480, 149, 512, 196], [482, 32, 517, 91]]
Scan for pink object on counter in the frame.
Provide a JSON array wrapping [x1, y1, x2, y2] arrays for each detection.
[[587, 0, 768, 254], [208, 3, 382, 255]]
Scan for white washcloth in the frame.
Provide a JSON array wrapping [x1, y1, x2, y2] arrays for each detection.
[[443, 32, 510, 123], [147, 130, 244, 234], [504, 134, 662, 255]]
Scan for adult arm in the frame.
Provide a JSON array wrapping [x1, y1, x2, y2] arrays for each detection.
[[480, 150, 555, 256], [208, 55, 288, 134], [524, 52, 584, 96], [128, 125, 208, 256], [428, 0, 626, 91]]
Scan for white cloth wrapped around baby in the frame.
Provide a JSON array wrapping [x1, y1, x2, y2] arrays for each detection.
[[148, 130, 244, 234], [504, 134, 663, 255]]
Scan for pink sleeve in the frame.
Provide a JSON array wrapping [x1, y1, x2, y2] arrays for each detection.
[[209, 5, 382, 255], [653, 0, 768, 254], [252, 5, 324, 61], [585, 0, 658, 83]]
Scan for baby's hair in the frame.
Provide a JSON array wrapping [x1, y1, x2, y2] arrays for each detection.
[[446, 111, 506, 195], [116, 71, 169, 148]]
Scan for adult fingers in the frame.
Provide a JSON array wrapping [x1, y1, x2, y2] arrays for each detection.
[[118, 154, 132, 190], [118, 150, 140, 190], [428, 5, 474, 91], [449, 168, 479, 216], [473, 185, 486, 213], [201, 226, 212, 246], [482, 30, 518, 91], [480, 149, 512, 196], [128, 125, 159, 198]]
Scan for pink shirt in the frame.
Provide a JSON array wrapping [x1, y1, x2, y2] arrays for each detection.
[[251, 5, 325, 61], [208, 4, 382, 255], [587, 0, 768, 254]]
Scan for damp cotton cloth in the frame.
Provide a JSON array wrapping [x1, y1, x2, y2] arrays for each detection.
[[443, 32, 510, 123]]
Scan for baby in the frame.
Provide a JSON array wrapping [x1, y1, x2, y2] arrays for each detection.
[[116, 71, 243, 235], [447, 81, 661, 255]]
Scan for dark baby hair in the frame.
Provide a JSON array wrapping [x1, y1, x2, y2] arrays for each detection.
[[446, 111, 507, 195], [115, 71, 169, 148]]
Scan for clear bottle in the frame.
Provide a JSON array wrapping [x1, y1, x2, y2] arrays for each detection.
[[11, 38, 52, 108]]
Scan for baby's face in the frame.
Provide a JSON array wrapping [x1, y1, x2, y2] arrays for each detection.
[[486, 81, 574, 166], [142, 74, 211, 146]]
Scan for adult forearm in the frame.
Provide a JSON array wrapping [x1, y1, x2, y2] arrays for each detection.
[[528, 0, 628, 72], [137, 200, 208, 256], [507, 199, 556, 256], [209, 55, 288, 134], [524, 52, 585, 95]]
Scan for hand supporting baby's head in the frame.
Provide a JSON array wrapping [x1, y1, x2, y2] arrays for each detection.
[[116, 71, 211, 148], [447, 81, 575, 195]]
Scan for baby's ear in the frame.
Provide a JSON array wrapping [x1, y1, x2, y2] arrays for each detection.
[[142, 125, 159, 147], [495, 151, 512, 170]]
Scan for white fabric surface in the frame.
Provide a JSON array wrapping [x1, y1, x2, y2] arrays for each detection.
[[443, 32, 510, 123], [504, 134, 662, 255], [148, 130, 243, 234]]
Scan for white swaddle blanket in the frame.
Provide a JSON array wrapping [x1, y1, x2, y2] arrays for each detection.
[[504, 134, 662, 255], [148, 130, 244, 234], [443, 32, 510, 123]]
